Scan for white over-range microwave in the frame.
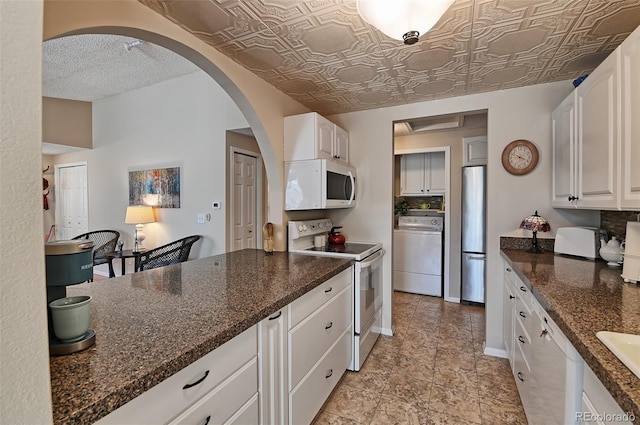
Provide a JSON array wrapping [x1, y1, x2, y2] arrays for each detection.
[[285, 159, 356, 210]]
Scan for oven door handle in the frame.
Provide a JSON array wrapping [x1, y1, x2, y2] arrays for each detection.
[[359, 249, 385, 269]]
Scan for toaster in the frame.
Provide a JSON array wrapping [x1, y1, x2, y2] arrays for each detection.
[[554, 227, 601, 259]]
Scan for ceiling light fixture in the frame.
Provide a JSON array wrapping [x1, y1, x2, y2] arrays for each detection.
[[124, 39, 145, 51], [357, 0, 455, 45]]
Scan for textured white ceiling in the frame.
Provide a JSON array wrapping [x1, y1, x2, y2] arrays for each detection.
[[43, 34, 199, 102]]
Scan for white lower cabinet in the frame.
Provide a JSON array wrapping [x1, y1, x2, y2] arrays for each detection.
[[96, 268, 354, 425], [289, 327, 352, 425], [503, 259, 631, 425], [288, 267, 353, 425], [581, 364, 632, 425], [95, 326, 259, 425]]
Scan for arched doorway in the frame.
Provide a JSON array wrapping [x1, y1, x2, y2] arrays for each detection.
[[44, 0, 304, 250]]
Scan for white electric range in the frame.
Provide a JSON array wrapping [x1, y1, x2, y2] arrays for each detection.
[[288, 219, 384, 371]]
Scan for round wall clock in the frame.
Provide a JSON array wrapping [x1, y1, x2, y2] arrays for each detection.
[[501, 139, 539, 175]]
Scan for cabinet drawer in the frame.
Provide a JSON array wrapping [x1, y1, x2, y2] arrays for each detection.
[[514, 317, 531, 368], [514, 278, 532, 310], [169, 358, 258, 425], [96, 326, 258, 425], [289, 267, 351, 329], [515, 292, 534, 339], [289, 327, 352, 425], [289, 284, 351, 389]]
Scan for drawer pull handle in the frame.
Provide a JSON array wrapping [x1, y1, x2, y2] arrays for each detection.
[[183, 370, 209, 389], [326, 369, 333, 379], [519, 286, 527, 292], [517, 372, 524, 382], [543, 317, 548, 324], [519, 311, 526, 318], [509, 295, 515, 300], [203, 416, 211, 425], [518, 336, 526, 344], [325, 287, 333, 293], [325, 322, 333, 330], [269, 311, 282, 321], [540, 329, 548, 338]]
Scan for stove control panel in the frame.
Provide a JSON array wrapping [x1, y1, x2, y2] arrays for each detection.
[[289, 219, 333, 240]]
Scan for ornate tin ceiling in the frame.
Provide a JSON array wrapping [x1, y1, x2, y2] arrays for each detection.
[[137, 0, 640, 116]]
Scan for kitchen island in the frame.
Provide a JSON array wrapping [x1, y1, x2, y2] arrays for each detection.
[[50, 249, 353, 424], [501, 249, 640, 423]]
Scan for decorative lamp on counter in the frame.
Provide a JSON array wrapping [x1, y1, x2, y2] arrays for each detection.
[[357, 0, 455, 45], [125, 205, 155, 253], [520, 211, 550, 253]]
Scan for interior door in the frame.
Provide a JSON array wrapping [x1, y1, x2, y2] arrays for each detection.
[[55, 163, 88, 240], [232, 153, 257, 251]]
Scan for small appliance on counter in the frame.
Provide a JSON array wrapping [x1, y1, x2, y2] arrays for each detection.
[[45, 240, 96, 355], [554, 227, 601, 260]]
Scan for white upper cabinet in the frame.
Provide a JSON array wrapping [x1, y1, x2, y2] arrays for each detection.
[[552, 24, 640, 211], [621, 26, 640, 209], [284, 112, 349, 165], [400, 151, 445, 196], [576, 49, 619, 209], [462, 136, 488, 166], [552, 92, 577, 208]]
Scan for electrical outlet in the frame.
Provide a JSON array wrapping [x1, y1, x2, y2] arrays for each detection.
[[212, 201, 221, 209], [197, 213, 205, 224]]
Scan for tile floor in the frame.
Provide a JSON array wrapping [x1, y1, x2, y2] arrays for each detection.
[[313, 291, 527, 425]]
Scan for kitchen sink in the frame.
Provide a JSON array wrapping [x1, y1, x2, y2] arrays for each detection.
[[596, 331, 640, 379]]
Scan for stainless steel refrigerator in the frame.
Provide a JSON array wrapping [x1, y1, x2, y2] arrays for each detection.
[[461, 165, 486, 305]]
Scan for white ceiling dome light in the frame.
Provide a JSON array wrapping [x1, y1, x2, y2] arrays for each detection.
[[357, 0, 455, 45]]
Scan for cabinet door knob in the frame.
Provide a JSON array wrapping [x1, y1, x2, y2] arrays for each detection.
[[509, 295, 515, 300], [506, 267, 512, 272]]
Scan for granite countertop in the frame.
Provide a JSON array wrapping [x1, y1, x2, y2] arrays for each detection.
[[51, 249, 353, 424], [501, 249, 640, 423]]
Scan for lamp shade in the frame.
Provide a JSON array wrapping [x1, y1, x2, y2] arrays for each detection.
[[520, 211, 550, 233], [125, 206, 155, 224], [357, 0, 454, 44]]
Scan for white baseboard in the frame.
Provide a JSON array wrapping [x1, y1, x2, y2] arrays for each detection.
[[445, 296, 460, 303], [483, 344, 508, 359]]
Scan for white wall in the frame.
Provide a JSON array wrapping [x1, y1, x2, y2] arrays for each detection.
[[0, 1, 53, 423], [54, 71, 249, 270], [330, 81, 599, 351]]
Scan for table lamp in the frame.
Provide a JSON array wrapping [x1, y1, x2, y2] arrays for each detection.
[[125, 205, 155, 253], [520, 210, 550, 253]]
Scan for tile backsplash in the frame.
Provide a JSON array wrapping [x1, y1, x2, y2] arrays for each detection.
[[600, 211, 640, 241]]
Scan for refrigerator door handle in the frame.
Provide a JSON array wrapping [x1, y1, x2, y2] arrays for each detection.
[[468, 255, 486, 260]]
